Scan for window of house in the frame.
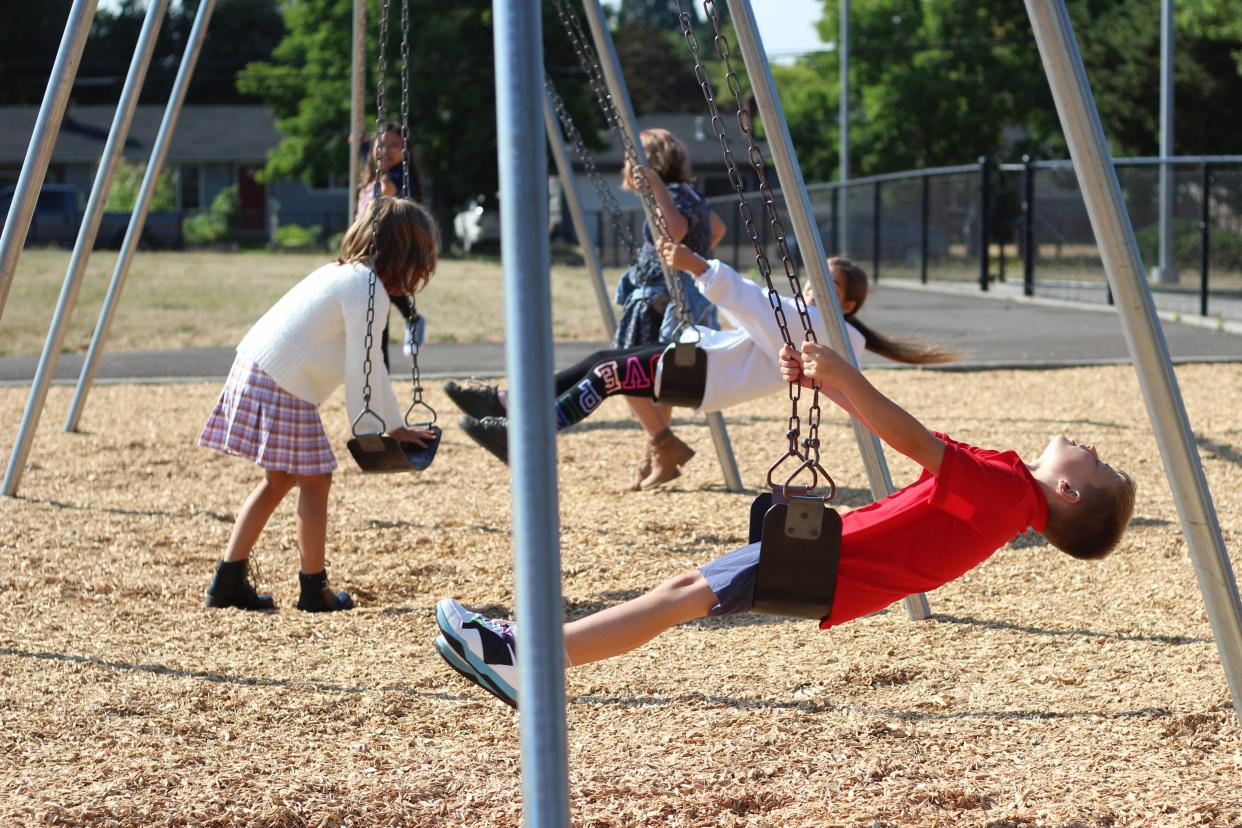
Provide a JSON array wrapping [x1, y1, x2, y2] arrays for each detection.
[[180, 164, 202, 210]]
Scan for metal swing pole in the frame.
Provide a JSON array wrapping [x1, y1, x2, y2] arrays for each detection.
[[64, 0, 217, 433], [347, 0, 366, 224], [577, 0, 743, 494], [2, 0, 171, 498], [544, 91, 617, 340], [1026, 0, 1242, 722], [495, 1, 572, 824], [0, 0, 99, 323], [724, 0, 931, 621]]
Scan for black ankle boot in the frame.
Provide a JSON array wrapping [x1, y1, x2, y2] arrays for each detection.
[[296, 570, 354, 613], [204, 559, 276, 611]]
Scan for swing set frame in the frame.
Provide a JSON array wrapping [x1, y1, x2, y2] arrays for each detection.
[[0, 2, 1240, 824]]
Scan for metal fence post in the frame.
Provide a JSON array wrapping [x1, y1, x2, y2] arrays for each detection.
[[920, 175, 929, 284], [978, 156, 991, 291], [1023, 155, 1036, 297], [1200, 162, 1210, 317], [0, 0, 99, 323], [830, 185, 840, 254], [871, 180, 881, 282], [731, 205, 741, 269]]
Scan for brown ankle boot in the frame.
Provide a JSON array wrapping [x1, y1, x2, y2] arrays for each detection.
[[640, 430, 695, 490], [627, 442, 654, 491]]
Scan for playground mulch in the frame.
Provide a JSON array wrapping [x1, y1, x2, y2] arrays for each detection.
[[1, 364, 1240, 827]]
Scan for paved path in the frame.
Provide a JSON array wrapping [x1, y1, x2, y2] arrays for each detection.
[[1, 281, 1238, 387]]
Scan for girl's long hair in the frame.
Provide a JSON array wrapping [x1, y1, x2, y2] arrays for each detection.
[[338, 197, 439, 295], [831, 256, 960, 365]]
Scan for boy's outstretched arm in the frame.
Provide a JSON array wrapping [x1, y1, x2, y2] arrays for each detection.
[[784, 341, 945, 474]]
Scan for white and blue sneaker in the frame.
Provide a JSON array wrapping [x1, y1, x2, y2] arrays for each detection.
[[435, 598, 519, 708]]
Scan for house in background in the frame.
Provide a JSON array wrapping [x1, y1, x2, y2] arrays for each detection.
[[553, 111, 766, 261], [0, 104, 352, 243]]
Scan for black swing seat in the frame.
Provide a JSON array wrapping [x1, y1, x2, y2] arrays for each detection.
[[748, 489, 842, 620], [347, 425, 441, 473], [653, 339, 707, 408]]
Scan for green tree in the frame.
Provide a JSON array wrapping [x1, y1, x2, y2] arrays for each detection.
[[104, 160, 177, 213], [73, 0, 283, 105], [772, 0, 1242, 181], [0, 2, 75, 104], [240, 1, 598, 237]]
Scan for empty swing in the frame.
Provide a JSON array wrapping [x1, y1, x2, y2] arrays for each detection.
[[678, 0, 841, 619], [346, 0, 441, 474]]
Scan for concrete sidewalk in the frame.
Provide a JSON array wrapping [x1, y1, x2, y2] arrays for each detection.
[[1, 280, 1238, 387]]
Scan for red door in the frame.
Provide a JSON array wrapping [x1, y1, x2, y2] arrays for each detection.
[[237, 164, 266, 231]]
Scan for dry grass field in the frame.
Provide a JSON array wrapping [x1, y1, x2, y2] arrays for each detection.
[[2, 363, 1241, 826], [3, 249, 616, 356]]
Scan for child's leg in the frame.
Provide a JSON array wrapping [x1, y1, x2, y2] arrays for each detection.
[[294, 472, 332, 574], [224, 469, 296, 562], [554, 345, 664, 429], [564, 570, 718, 666]]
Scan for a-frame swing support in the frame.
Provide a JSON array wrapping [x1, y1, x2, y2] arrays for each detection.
[[1024, 0, 1242, 721]]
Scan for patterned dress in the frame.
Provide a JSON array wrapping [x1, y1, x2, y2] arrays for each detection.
[[613, 182, 719, 349]]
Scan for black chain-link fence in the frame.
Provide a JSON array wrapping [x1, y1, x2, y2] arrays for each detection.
[[596, 155, 1242, 321]]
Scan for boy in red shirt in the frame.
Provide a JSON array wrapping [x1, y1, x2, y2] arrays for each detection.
[[434, 340, 1137, 707]]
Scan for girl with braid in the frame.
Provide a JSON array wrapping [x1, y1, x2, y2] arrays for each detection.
[[445, 241, 957, 477]]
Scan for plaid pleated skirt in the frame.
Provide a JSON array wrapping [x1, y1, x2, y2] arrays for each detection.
[[198, 357, 337, 475]]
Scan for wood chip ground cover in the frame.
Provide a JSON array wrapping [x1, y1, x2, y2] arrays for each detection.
[[1, 364, 1240, 827]]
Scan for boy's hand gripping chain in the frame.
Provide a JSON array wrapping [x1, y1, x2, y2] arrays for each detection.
[[680, 0, 840, 618], [347, 0, 439, 474]]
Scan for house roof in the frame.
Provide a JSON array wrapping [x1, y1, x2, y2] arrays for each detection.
[[585, 112, 767, 169], [0, 104, 281, 164]]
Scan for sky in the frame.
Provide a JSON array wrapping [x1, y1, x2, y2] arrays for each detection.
[[96, 0, 832, 61], [751, 0, 831, 62]]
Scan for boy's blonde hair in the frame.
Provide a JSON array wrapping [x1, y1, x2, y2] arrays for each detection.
[[1042, 469, 1137, 559], [338, 197, 438, 295], [640, 128, 692, 185]]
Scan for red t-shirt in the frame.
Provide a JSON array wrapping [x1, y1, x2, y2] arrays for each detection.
[[821, 433, 1048, 628]]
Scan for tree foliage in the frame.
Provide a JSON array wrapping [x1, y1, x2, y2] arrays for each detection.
[[238, 0, 597, 218], [771, 0, 1242, 181], [70, 0, 284, 105]]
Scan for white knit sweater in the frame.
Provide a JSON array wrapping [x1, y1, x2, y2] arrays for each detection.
[[678, 259, 865, 413], [236, 261, 406, 432]]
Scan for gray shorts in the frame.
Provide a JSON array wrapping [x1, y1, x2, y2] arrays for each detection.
[[699, 542, 761, 616]]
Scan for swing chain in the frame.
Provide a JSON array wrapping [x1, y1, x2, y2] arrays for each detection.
[[356, 0, 395, 431], [545, 73, 639, 260], [679, 0, 833, 491], [399, 0, 411, 200], [551, 0, 693, 330]]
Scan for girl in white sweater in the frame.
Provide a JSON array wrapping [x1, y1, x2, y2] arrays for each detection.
[[449, 240, 955, 486], [199, 198, 439, 612]]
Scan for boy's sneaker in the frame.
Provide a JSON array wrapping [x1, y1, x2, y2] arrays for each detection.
[[435, 598, 518, 707], [443, 380, 505, 420], [458, 415, 509, 465]]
